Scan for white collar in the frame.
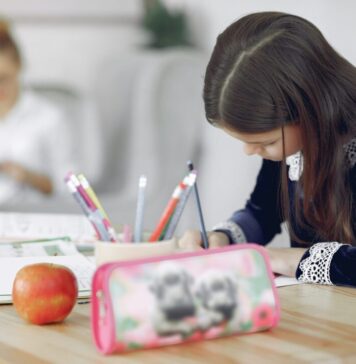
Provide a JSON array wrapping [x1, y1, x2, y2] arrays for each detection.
[[286, 151, 303, 181], [285, 138, 356, 182]]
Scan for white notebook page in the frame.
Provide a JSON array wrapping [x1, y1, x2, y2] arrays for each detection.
[[0, 212, 95, 241]]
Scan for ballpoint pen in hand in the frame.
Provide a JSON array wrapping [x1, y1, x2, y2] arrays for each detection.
[[187, 161, 209, 249]]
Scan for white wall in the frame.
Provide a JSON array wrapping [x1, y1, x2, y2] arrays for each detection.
[[0, 0, 141, 17], [1, 0, 146, 94], [168, 0, 356, 63], [15, 24, 147, 94]]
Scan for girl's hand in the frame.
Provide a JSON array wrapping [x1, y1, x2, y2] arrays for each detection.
[[178, 229, 230, 251], [266, 247, 307, 277]]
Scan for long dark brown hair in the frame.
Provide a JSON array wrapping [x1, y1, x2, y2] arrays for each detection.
[[204, 12, 356, 245]]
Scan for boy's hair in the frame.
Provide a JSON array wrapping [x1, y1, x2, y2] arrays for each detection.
[[204, 12, 356, 245], [0, 18, 21, 64]]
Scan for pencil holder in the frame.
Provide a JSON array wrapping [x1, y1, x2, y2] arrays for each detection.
[[94, 236, 178, 266]]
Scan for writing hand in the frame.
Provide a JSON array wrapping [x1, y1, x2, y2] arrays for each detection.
[[178, 229, 229, 251]]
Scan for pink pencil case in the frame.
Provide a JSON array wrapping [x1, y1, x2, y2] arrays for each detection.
[[91, 244, 280, 355]]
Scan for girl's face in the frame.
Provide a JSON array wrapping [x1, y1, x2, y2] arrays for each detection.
[[222, 124, 302, 161], [0, 52, 20, 117]]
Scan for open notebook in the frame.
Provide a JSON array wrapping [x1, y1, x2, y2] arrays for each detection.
[[0, 255, 95, 304], [0, 212, 96, 241], [274, 275, 301, 287], [0, 220, 96, 305]]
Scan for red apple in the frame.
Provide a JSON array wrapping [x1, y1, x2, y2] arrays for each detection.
[[12, 263, 78, 325]]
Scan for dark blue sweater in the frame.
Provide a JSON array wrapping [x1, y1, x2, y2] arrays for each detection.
[[224, 159, 356, 287]]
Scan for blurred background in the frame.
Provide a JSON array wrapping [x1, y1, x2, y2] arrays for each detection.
[[1, 0, 355, 244]]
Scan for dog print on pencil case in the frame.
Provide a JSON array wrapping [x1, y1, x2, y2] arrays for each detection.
[[108, 249, 278, 350], [149, 262, 239, 337]]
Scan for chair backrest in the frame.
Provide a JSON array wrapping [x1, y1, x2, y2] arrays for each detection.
[[27, 83, 104, 185], [93, 48, 208, 230]]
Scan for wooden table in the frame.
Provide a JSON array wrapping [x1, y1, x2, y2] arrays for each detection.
[[1, 284, 356, 363]]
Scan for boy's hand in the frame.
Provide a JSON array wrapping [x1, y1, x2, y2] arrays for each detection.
[[0, 161, 27, 182]]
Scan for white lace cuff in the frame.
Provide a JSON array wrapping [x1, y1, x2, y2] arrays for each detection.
[[211, 220, 247, 244], [297, 242, 344, 285]]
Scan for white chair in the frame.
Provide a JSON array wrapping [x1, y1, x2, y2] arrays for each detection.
[[28, 83, 103, 186], [94, 48, 209, 233]]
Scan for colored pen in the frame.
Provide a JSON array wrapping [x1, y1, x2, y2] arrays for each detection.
[[163, 171, 196, 240], [187, 161, 209, 249], [88, 210, 112, 242], [65, 179, 107, 240], [77, 174, 117, 242], [78, 174, 110, 220], [66, 173, 117, 242], [66, 172, 96, 210], [123, 224, 133, 243], [134, 175, 147, 242], [149, 178, 188, 242], [159, 216, 172, 240]]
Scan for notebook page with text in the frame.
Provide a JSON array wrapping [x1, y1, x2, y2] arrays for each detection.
[[0, 212, 96, 241]]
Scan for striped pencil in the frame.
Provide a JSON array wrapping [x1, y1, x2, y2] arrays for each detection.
[[149, 178, 189, 242]]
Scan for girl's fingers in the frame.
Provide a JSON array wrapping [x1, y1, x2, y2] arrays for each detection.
[[178, 230, 230, 251], [178, 229, 203, 251], [208, 231, 230, 248]]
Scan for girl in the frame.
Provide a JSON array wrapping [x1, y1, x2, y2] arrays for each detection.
[[179, 12, 356, 287], [0, 20, 74, 205]]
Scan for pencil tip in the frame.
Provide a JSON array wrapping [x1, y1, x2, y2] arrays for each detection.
[[187, 160, 194, 171]]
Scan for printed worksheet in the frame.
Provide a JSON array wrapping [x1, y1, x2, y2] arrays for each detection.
[[0, 239, 81, 257], [0, 212, 96, 241]]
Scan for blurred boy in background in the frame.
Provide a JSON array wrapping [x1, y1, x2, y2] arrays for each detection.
[[0, 19, 75, 205]]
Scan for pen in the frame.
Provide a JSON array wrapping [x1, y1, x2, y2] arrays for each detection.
[[66, 173, 117, 242], [149, 178, 188, 242], [88, 210, 113, 242], [65, 179, 111, 241], [187, 161, 209, 249], [67, 173, 99, 212], [134, 175, 147, 242], [77, 174, 117, 242], [78, 174, 110, 220], [163, 171, 196, 240], [123, 224, 133, 243]]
